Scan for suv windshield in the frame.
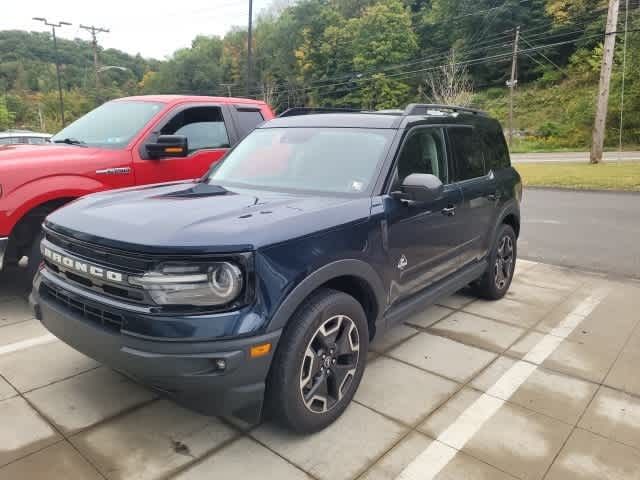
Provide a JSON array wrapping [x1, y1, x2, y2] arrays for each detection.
[[207, 127, 394, 195], [51, 101, 163, 149]]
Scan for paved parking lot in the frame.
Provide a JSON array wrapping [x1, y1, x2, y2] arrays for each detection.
[[1, 260, 640, 480]]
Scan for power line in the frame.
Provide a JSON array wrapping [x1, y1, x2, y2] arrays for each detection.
[[519, 35, 566, 74], [232, 37, 517, 97], [227, 7, 640, 101], [230, 8, 630, 98], [283, 32, 609, 98], [241, 29, 607, 99]]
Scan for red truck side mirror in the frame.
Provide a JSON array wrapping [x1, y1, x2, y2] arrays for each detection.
[[146, 135, 189, 159]]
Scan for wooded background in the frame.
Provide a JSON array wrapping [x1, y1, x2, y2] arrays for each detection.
[[0, 0, 638, 151]]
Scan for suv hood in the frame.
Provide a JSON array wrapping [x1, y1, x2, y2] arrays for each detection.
[[45, 182, 372, 253]]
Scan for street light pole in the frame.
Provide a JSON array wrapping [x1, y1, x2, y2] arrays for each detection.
[[33, 17, 71, 127]]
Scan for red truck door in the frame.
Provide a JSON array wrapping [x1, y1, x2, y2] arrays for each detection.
[[132, 103, 235, 183]]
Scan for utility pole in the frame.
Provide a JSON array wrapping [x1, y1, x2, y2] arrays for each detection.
[[507, 26, 520, 148], [590, 0, 620, 164], [33, 17, 71, 127], [246, 0, 254, 96], [80, 24, 110, 90]]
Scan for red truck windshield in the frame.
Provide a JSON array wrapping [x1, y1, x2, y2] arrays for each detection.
[[50, 100, 164, 149]]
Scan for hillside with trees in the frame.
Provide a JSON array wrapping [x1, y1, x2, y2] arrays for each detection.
[[1, 0, 638, 150]]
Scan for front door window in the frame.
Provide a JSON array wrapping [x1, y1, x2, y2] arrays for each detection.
[[161, 107, 230, 153]]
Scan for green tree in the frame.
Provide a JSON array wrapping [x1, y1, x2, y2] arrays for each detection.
[[341, 0, 418, 108]]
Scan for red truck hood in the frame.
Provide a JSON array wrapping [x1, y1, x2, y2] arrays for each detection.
[[0, 143, 107, 165]]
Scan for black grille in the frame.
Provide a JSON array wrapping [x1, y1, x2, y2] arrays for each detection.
[[45, 230, 152, 273], [43, 260, 146, 303], [41, 283, 124, 332], [42, 230, 150, 304]]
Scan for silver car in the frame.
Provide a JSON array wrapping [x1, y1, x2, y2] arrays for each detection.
[[0, 130, 52, 145]]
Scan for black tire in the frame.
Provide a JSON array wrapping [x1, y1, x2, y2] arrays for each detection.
[[473, 224, 517, 300], [267, 288, 369, 433], [26, 230, 45, 284]]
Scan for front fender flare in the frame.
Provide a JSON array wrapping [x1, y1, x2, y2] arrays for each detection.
[[266, 259, 386, 333]]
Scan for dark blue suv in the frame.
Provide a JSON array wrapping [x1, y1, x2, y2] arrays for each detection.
[[31, 104, 521, 433]]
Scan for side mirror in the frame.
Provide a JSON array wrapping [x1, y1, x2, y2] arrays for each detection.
[[393, 173, 444, 203], [146, 135, 188, 159]]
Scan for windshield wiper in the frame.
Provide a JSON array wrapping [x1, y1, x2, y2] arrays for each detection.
[[53, 137, 88, 147]]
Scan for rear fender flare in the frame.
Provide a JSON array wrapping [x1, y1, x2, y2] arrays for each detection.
[[491, 200, 520, 245]]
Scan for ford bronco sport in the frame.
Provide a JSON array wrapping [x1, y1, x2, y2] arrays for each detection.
[[31, 104, 521, 433]]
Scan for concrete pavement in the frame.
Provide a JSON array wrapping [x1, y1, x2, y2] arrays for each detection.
[[520, 188, 640, 279], [2, 260, 640, 479], [511, 151, 640, 163]]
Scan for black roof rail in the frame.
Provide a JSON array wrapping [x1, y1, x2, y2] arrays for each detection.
[[278, 107, 367, 118], [404, 103, 487, 116]]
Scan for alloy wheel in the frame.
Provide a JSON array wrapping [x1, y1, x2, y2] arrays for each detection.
[[299, 315, 360, 413], [494, 235, 514, 290]]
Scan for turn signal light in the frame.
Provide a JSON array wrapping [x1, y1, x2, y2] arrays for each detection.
[[164, 147, 184, 153], [250, 343, 272, 358]]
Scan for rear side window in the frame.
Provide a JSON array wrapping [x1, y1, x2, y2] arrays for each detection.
[[448, 127, 485, 181], [234, 108, 264, 138], [481, 123, 510, 170], [161, 106, 230, 152]]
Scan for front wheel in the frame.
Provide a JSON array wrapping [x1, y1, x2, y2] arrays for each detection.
[[472, 224, 517, 300], [267, 288, 369, 433]]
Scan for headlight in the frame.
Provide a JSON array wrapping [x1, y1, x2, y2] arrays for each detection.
[[129, 262, 244, 306]]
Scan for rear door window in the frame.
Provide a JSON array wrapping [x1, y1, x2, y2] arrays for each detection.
[[481, 123, 510, 170], [448, 127, 485, 181], [234, 107, 265, 139]]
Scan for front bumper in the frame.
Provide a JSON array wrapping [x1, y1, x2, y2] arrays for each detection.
[[0, 237, 7, 271], [30, 272, 281, 422]]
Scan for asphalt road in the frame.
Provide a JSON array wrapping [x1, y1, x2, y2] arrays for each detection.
[[512, 151, 640, 163], [519, 188, 640, 279]]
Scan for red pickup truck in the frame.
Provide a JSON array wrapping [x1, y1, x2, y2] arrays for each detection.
[[0, 95, 274, 279]]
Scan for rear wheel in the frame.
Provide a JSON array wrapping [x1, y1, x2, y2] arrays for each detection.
[[472, 224, 516, 300], [267, 288, 368, 433]]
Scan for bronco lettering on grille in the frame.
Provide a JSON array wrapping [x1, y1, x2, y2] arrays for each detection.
[[43, 247, 124, 283]]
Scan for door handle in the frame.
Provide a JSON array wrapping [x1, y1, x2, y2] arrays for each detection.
[[487, 192, 501, 201], [441, 205, 456, 217]]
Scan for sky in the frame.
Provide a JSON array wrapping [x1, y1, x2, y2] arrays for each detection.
[[1, 0, 276, 59]]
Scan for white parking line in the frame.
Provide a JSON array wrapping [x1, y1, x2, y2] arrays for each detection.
[[0, 334, 57, 356], [524, 219, 564, 225], [396, 287, 610, 480]]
